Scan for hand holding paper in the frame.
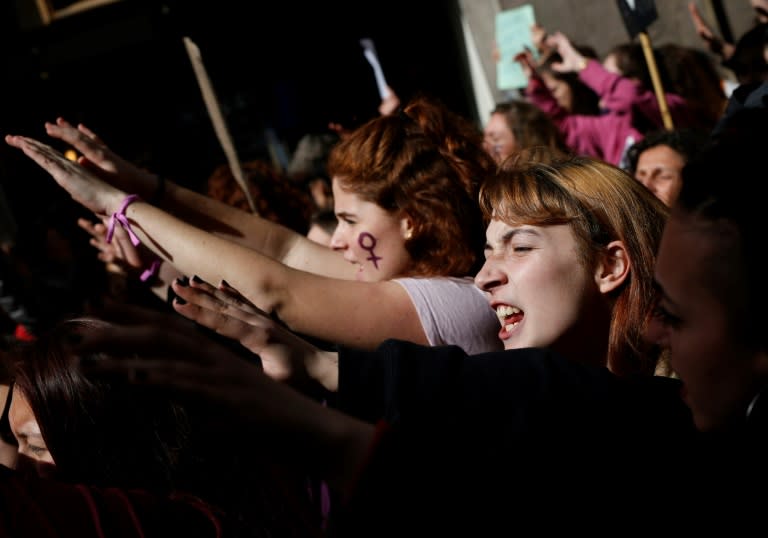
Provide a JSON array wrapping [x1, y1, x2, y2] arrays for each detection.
[[495, 4, 538, 90], [360, 38, 392, 100]]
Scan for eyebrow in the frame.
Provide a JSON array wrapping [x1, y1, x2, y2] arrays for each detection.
[[15, 421, 44, 439], [335, 211, 354, 219], [485, 227, 539, 249]]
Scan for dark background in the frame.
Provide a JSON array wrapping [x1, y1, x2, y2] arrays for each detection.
[[0, 0, 473, 210]]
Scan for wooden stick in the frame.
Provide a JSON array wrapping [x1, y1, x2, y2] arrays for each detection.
[[183, 37, 258, 214], [638, 31, 673, 130]]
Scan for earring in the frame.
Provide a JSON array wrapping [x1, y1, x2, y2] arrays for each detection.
[[404, 230, 413, 240]]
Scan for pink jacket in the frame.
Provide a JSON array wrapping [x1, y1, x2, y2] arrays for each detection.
[[526, 59, 690, 167]]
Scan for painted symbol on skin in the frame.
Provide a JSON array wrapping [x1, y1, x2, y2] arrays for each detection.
[[358, 232, 382, 269]]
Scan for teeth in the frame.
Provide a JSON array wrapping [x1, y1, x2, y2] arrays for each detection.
[[504, 321, 519, 332], [495, 305, 521, 319]]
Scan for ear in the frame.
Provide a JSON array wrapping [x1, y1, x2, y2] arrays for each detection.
[[400, 215, 414, 241], [594, 240, 630, 294]]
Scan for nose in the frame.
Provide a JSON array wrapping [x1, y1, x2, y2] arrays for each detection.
[[474, 257, 507, 292], [329, 227, 347, 252]]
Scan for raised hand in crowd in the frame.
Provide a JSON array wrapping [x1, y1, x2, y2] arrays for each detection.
[[688, 1, 736, 59], [544, 31, 589, 73], [168, 275, 338, 390]]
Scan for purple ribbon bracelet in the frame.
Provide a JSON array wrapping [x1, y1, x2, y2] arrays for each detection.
[[105, 194, 161, 282]]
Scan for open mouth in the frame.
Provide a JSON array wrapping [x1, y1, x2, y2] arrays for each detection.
[[495, 305, 523, 333]]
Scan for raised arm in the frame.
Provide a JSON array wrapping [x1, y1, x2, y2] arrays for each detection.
[[5, 135, 428, 350], [688, 1, 735, 60], [73, 304, 374, 491], [169, 276, 340, 391], [45, 118, 349, 277]]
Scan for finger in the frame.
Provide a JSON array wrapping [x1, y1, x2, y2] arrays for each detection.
[[76, 122, 106, 145], [78, 156, 103, 175], [79, 355, 256, 412], [110, 222, 143, 267], [76, 316, 211, 361], [172, 295, 250, 337], [174, 280, 264, 323], [77, 217, 98, 236], [217, 280, 263, 313], [46, 121, 109, 165], [185, 276, 251, 307], [90, 300, 195, 333], [76, 355, 245, 404], [172, 301, 269, 354], [78, 356, 209, 383]]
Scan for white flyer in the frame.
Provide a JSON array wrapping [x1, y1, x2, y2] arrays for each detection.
[[360, 38, 391, 99]]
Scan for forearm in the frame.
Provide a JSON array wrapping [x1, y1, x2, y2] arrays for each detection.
[[241, 370, 375, 491], [157, 180, 298, 257], [147, 261, 183, 305], [121, 199, 295, 309], [120, 200, 413, 349], [579, 60, 639, 111], [157, 180, 349, 277]]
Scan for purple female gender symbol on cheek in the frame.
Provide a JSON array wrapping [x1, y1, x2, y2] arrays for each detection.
[[358, 232, 382, 269]]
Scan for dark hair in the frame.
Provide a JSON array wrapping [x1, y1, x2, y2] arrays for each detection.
[[327, 95, 494, 277], [537, 48, 601, 116], [657, 44, 727, 131], [206, 159, 315, 235], [480, 149, 668, 375], [309, 208, 338, 236], [722, 22, 768, 84], [606, 42, 651, 86], [8, 317, 321, 536], [491, 100, 570, 156], [677, 108, 767, 350], [625, 128, 711, 176], [10, 318, 186, 491]]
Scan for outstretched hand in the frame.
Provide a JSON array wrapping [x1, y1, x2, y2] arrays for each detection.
[[530, 23, 549, 55], [545, 32, 587, 73], [78, 217, 154, 277], [77, 218, 144, 273], [5, 134, 125, 217], [687, 1, 731, 57], [514, 48, 538, 80], [170, 276, 339, 391], [44, 118, 160, 200], [378, 86, 401, 116], [75, 302, 272, 409], [74, 301, 373, 489]]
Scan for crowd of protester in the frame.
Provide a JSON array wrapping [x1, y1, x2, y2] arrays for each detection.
[[1, 2, 768, 535]]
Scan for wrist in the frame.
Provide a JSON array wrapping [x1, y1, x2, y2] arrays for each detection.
[[308, 350, 339, 392], [105, 190, 130, 215], [576, 57, 588, 72]]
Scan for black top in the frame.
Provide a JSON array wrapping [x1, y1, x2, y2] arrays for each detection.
[[332, 340, 700, 535]]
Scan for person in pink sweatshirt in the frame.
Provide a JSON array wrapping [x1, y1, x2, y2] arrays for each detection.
[[520, 29, 690, 168]]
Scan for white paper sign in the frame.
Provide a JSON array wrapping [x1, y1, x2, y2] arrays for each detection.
[[360, 38, 391, 99]]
